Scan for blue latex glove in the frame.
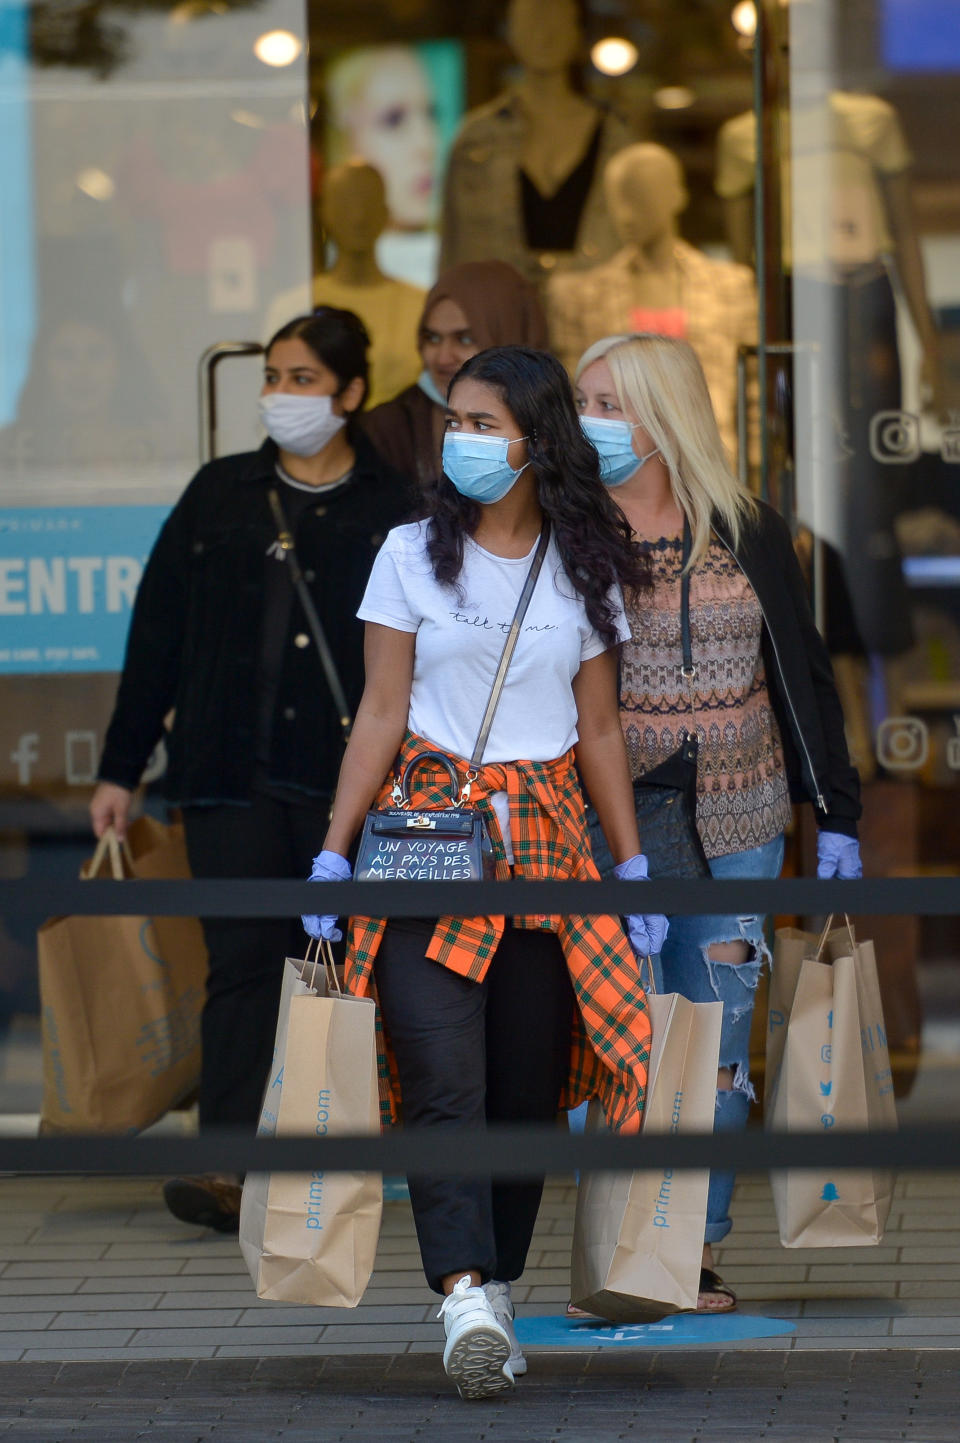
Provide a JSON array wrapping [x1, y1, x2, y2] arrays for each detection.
[[615, 852, 670, 957], [302, 849, 352, 941], [816, 831, 862, 880]]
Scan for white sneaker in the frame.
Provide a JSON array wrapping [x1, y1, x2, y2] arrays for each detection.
[[482, 1280, 527, 1376], [438, 1275, 514, 1399]]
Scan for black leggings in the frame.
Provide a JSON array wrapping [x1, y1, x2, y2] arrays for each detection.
[[374, 918, 575, 1294]]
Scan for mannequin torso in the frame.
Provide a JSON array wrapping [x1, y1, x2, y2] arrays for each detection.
[[263, 164, 424, 407], [438, 0, 631, 287], [547, 145, 756, 459]]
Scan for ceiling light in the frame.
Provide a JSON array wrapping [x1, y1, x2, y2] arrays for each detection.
[[653, 85, 696, 110], [253, 29, 302, 68], [590, 37, 639, 78], [731, 1, 757, 38], [76, 167, 115, 201]]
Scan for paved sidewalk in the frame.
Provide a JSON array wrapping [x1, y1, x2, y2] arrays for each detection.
[[0, 1172, 958, 1362], [0, 1170, 957, 1438], [1, 1350, 957, 1441]]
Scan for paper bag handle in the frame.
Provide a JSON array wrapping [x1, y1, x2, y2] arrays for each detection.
[[638, 954, 659, 995], [814, 912, 857, 962], [304, 938, 342, 996], [85, 826, 132, 881]]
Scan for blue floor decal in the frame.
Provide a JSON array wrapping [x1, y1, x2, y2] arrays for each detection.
[[516, 1313, 795, 1348]]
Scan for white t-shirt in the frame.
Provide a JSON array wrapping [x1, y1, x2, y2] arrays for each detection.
[[357, 521, 629, 856]]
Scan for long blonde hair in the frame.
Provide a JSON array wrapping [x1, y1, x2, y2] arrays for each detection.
[[575, 333, 757, 566]]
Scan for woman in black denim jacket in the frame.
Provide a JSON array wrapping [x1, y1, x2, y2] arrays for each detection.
[[90, 308, 413, 1230]]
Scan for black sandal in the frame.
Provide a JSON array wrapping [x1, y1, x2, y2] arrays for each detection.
[[697, 1266, 737, 1313]]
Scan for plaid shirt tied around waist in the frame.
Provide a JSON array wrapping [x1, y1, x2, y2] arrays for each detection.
[[345, 731, 651, 1133]]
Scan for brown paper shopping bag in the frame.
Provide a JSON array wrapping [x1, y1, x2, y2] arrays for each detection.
[[766, 916, 897, 1247], [239, 945, 383, 1306], [38, 823, 207, 1133], [570, 965, 722, 1323]]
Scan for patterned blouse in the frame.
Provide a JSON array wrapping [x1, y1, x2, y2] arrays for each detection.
[[620, 533, 792, 859]]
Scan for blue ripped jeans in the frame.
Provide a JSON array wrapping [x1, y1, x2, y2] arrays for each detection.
[[581, 824, 785, 1245], [656, 834, 784, 1243]]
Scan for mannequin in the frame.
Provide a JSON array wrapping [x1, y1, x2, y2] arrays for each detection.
[[716, 99, 942, 404], [439, 0, 632, 288], [263, 163, 424, 407], [716, 88, 937, 662], [547, 143, 756, 461]]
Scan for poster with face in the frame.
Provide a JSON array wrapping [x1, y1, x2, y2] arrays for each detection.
[[324, 41, 464, 287]]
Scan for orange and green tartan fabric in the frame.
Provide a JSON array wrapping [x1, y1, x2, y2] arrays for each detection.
[[345, 731, 651, 1133]]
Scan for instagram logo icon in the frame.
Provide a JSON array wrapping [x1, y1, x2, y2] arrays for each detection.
[[876, 716, 929, 771], [869, 410, 921, 464], [947, 716, 960, 772]]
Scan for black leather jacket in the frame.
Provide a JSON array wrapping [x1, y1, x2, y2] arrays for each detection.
[[98, 436, 414, 803], [712, 501, 860, 838]]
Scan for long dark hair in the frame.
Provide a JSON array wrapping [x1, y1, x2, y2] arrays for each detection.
[[267, 307, 370, 431], [425, 346, 650, 646]]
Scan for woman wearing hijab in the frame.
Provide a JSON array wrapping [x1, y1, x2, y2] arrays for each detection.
[[361, 259, 549, 490]]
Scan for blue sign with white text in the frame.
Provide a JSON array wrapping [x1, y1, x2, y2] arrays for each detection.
[[0, 506, 170, 673]]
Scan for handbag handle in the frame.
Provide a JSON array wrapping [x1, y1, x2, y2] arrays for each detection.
[[267, 486, 353, 746], [399, 751, 461, 807]]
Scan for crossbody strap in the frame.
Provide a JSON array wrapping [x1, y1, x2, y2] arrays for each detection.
[[466, 519, 551, 779], [267, 486, 353, 745], [680, 513, 694, 675], [679, 514, 698, 741]]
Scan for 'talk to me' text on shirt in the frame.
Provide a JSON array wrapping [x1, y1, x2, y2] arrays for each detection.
[[357, 522, 629, 854]]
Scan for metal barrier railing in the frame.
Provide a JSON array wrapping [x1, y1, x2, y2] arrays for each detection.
[[2, 873, 958, 1174]]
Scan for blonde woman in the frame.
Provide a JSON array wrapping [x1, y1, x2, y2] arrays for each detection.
[[574, 333, 862, 1312]]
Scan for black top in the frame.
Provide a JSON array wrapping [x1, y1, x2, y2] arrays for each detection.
[[520, 121, 603, 252], [98, 435, 415, 804]]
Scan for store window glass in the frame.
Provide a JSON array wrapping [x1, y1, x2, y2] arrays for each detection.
[[0, 0, 956, 1133], [726, 0, 960, 1122], [0, 1, 310, 1084]]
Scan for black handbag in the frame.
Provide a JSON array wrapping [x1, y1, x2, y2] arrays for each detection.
[[355, 521, 551, 884], [630, 515, 710, 879]]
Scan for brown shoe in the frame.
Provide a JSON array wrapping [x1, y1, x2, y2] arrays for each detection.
[[162, 1174, 242, 1233]]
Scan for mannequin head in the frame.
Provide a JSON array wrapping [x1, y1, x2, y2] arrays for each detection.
[[604, 144, 688, 248], [321, 162, 388, 254], [506, 0, 581, 74]]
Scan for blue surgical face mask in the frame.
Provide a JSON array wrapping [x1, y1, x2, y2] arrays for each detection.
[[442, 431, 530, 504], [580, 414, 659, 487], [416, 369, 448, 408]]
